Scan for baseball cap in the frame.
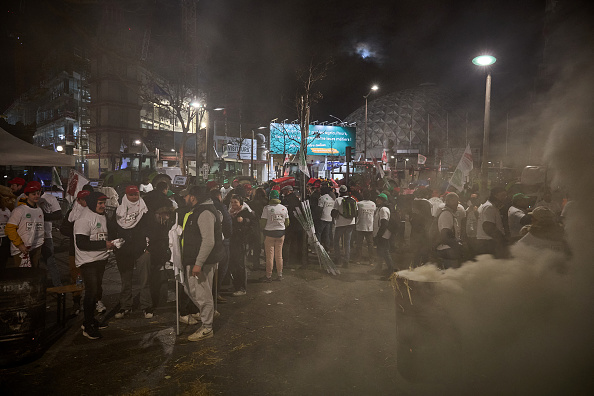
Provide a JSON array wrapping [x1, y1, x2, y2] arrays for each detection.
[[530, 206, 555, 223], [8, 177, 26, 186], [77, 190, 91, 199], [512, 193, 529, 204], [377, 193, 388, 201], [281, 185, 293, 191], [178, 188, 190, 197], [339, 185, 348, 193], [269, 189, 280, 200], [24, 181, 42, 194], [126, 185, 140, 195]]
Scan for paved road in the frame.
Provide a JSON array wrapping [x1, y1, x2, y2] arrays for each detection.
[[1, 236, 427, 395]]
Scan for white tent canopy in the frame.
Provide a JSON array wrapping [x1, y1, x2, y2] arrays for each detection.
[[0, 127, 76, 167]]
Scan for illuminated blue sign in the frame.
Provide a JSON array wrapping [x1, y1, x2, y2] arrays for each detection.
[[269, 123, 356, 156]]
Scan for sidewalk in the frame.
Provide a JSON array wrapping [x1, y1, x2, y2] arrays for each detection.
[[1, 232, 423, 395]]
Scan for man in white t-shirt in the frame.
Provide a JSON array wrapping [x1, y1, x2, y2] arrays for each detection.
[[316, 186, 335, 250], [139, 177, 153, 194], [435, 192, 463, 268], [5, 181, 45, 268], [332, 185, 357, 267], [220, 181, 232, 200], [355, 193, 376, 263], [373, 193, 394, 274], [476, 186, 508, 258], [508, 193, 531, 242], [39, 190, 64, 286], [74, 191, 114, 340]]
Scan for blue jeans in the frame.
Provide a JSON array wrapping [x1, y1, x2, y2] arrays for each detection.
[[316, 220, 332, 248], [377, 238, 394, 272], [42, 238, 63, 287], [80, 260, 107, 327], [334, 225, 354, 265]]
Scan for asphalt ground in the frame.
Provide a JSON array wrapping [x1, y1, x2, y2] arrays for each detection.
[[0, 232, 435, 396]]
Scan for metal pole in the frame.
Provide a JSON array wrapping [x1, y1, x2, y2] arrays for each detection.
[[251, 129, 254, 181], [446, 112, 449, 149], [364, 96, 368, 160], [427, 113, 430, 157], [505, 112, 509, 167], [480, 72, 492, 200], [194, 107, 198, 176]]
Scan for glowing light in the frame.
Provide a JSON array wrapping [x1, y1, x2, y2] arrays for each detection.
[[355, 43, 377, 60], [200, 122, 207, 129], [56, 145, 64, 152], [472, 55, 496, 66], [134, 140, 141, 145]]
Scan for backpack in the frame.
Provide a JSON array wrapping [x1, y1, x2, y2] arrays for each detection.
[[340, 196, 358, 219], [387, 204, 401, 235]]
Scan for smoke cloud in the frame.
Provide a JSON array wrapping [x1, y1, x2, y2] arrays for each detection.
[[394, 7, 594, 394]]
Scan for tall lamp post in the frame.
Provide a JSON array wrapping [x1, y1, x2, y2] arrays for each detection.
[[363, 85, 379, 160], [472, 55, 496, 200], [190, 102, 224, 176]]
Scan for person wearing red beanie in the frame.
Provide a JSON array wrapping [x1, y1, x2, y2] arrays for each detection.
[[5, 181, 44, 267]]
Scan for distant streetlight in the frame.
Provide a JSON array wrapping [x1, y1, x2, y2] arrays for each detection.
[[363, 85, 379, 159], [134, 139, 141, 145], [56, 145, 64, 152], [472, 54, 496, 199]]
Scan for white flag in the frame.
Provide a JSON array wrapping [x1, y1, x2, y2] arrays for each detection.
[[448, 144, 474, 192], [66, 169, 89, 203]]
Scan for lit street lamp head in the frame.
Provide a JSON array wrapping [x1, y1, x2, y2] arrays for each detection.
[[472, 55, 497, 66], [371, 85, 379, 91]]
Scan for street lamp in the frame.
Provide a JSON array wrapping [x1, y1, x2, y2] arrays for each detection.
[[190, 102, 224, 173], [472, 54, 496, 199], [363, 85, 379, 160]]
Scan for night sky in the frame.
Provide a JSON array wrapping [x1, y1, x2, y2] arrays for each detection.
[[1, 0, 590, 129]]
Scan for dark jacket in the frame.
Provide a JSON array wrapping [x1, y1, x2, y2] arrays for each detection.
[[112, 215, 150, 260], [212, 198, 233, 240], [143, 190, 171, 213], [249, 197, 268, 221], [309, 190, 321, 221], [282, 192, 301, 225], [231, 206, 256, 243], [181, 203, 225, 267]]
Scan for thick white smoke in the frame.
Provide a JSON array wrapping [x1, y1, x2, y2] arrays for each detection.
[[394, 8, 594, 394]]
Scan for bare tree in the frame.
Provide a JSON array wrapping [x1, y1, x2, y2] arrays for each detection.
[[294, 58, 332, 174], [140, 70, 205, 175]]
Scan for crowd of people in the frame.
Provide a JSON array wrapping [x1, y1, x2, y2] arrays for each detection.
[[0, 173, 572, 342]]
